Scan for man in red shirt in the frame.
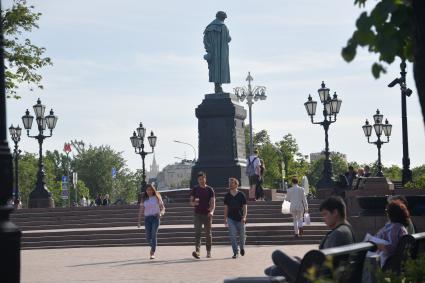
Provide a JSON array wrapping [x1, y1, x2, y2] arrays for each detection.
[[190, 171, 216, 259]]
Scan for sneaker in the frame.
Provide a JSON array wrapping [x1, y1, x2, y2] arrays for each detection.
[[192, 251, 200, 259], [232, 253, 238, 259], [206, 251, 211, 258], [150, 254, 155, 260], [240, 248, 245, 256]]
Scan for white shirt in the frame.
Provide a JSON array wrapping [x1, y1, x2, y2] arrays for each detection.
[[142, 196, 163, 216], [286, 184, 308, 213]]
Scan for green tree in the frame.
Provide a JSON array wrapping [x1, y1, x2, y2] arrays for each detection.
[[343, 0, 425, 128], [110, 168, 140, 204], [244, 125, 271, 155], [405, 165, 425, 189], [258, 143, 281, 188], [73, 145, 126, 198], [276, 133, 301, 179], [308, 153, 348, 189], [383, 164, 402, 180], [2, 0, 52, 99], [17, 151, 62, 207], [17, 152, 37, 207]]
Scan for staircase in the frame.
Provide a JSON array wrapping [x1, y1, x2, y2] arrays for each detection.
[[11, 189, 328, 250]]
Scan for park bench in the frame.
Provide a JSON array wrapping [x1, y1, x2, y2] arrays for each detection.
[[224, 242, 376, 283], [383, 232, 425, 274]]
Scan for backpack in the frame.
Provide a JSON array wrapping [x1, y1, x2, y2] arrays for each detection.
[[245, 157, 258, 176]]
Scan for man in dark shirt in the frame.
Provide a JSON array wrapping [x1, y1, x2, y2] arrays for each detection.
[[95, 194, 102, 206], [265, 196, 355, 280], [190, 171, 215, 259], [224, 177, 248, 258]]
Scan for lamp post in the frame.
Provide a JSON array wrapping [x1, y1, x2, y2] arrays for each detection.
[[304, 81, 342, 189], [388, 60, 413, 185], [234, 72, 267, 156], [22, 98, 58, 208], [9, 125, 22, 207], [63, 142, 72, 207], [173, 140, 197, 162], [0, 1, 22, 280], [130, 122, 157, 194], [362, 109, 392, 177]]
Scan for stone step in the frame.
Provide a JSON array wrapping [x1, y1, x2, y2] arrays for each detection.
[[17, 217, 325, 231]]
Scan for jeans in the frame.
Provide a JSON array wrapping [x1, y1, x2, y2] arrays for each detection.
[[145, 215, 160, 252], [194, 213, 212, 252], [227, 218, 246, 254]]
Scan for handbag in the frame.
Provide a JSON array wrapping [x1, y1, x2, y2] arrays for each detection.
[[303, 213, 311, 225], [281, 200, 291, 214]]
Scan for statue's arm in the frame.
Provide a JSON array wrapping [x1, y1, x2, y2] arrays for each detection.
[[225, 26, 231, 42], [203, 32, 212, 53]]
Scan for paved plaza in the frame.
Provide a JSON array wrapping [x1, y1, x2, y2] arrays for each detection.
[[22, 244, 316, 283]]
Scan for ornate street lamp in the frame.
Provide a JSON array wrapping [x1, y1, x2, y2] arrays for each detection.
[[388, 60, 413, 185], [22, 98, 58, 208], [304, 81, 342, 189], [362, 109, 392, 177], [234, 72, 267, 156], [130, 122, 157, 193], [9, 124, 22, 207]]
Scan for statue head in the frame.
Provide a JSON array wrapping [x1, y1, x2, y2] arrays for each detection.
[[216, 11, 227, 21]]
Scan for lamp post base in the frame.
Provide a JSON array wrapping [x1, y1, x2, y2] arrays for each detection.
[[0, 205, 21, 283], [316, 176, 336, 199], [28, 186, 55, 208], [28, 197, 55, 208]]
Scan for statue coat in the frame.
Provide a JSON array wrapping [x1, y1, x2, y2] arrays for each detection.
[[203, 19, 231, 84]]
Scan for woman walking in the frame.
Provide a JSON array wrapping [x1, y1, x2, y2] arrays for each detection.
[[137, 184, 165, 259], [286, 176, 308, 237]]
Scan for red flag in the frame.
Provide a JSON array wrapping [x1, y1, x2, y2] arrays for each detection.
[[64, 143, 72, 153]]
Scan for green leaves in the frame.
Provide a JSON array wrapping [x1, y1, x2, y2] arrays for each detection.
[[343, 0, 412, 79], [2, 0, 52, 99], [372, 63, 387, 78]]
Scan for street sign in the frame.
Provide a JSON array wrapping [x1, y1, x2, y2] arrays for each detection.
[[112, 167, 117, 179], [61, 182, 69, 199], [62, 175, 68, 182], [73, 172, 78, 185]]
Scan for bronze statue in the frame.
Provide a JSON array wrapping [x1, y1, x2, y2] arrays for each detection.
[[203, 11, 231, 93]]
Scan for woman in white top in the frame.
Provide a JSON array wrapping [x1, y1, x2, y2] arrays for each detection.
[[286, 177, 308, 237], [138, 184, 165, 259]]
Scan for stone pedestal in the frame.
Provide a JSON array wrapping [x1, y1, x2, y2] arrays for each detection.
[[28, 183, 55, 208], [190, 93, 248, 188]]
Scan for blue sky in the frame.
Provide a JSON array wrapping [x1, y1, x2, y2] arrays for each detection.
[[6, 0, 425, 171]]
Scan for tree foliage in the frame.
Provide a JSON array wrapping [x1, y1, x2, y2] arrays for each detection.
[[308, 153, 348, 189], [342, 0, 412, 78], [2, 0, 52, 98], [73, 145, 127, 198]]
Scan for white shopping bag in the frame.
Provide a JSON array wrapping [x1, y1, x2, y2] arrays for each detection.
[[303, 213, 311, 225], [281, 200, 291, 214]]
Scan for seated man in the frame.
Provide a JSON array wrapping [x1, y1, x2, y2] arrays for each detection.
[[265, 196, 355, 281]]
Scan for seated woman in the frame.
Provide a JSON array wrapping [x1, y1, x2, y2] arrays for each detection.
[[373, 200, 409, 266], [387, 195, 416, 234]]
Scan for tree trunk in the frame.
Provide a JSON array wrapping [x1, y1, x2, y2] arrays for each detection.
[[412, 0, 425, 130]]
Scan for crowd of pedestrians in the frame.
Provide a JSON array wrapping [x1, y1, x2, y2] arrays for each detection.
[[130, 149, 417, 283]]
